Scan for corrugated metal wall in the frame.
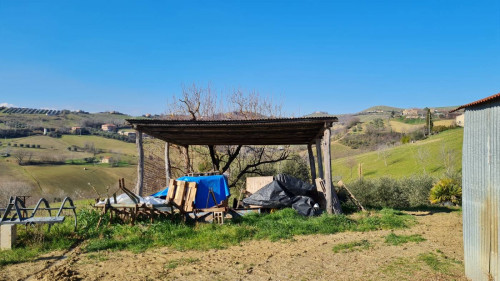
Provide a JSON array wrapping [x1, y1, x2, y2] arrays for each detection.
[[463, 99, 500, 280]]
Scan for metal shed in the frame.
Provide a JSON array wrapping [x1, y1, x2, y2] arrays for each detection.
[[451, 92, 500, 280]]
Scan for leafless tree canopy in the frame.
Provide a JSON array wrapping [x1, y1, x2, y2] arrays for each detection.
[[162, 84, 289, 188], [166, 83, 284, 121], [13, 149, 34, 165]]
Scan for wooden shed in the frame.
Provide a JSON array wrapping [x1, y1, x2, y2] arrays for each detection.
[[126, 117, 342, 214]]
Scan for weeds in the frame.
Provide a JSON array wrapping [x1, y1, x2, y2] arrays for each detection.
[[385, 232, 426, 245], [83, 207, 414, 253], [332, 240, 371, 253], [165, 257, 199, 269], [1, 207, 416, 266]]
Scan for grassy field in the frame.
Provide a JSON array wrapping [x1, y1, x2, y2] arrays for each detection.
[[0, 135, 138, 203], [389, 120, 425, 133], [434, 119, 456, 127], [331, 128, 463, 181], [24, 164, 136, 198], [3, 135, 136, 156]]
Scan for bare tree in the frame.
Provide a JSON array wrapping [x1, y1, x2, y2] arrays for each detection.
[[377, 144, 391, 167], [13, 149, 33, 165], [345, 156, 357, 179], [165, 83, 289, 187], [441, 144, 457, 176], [415, 147, 430, 174]]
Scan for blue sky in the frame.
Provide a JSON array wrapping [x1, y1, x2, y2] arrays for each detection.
[[1, 1, 499, 116]]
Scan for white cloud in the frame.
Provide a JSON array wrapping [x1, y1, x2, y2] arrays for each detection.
[[0, 103, 15, 107]]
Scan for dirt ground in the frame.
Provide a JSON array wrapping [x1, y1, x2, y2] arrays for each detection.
[[1, 210, 466, 281]]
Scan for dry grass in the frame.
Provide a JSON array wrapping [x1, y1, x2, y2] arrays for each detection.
[[389, 120, 425, 133]]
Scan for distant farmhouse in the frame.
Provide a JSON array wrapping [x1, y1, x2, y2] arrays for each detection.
[[402, 108, 420, 119], [101, 123, 117, 132], [118, 130, 136, 139], [455, 113, 465, 127], [101, 156, 112, 164], [71, 126, 82, 134]]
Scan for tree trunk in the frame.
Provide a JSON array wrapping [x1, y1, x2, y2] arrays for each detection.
[[164, 142, 171, 187], [307, 144, 317, 182]]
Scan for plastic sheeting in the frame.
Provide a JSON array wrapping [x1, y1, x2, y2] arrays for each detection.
[[242, 174, 321, 216], [95, 193, 167, 206], [151, 175, 231, 209]]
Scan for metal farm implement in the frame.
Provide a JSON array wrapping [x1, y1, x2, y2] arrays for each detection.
[[0, 196, 77, 231]]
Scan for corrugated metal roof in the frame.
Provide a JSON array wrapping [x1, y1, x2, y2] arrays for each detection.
[[126, 116, 338, 125], [450, 92, 500, 112], [126, 117, 338, 146]]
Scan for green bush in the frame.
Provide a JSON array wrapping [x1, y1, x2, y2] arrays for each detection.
[[429, 178, 462, 205], [401, 135, 411, 144], [348, 175, 435, 208], [280, 155, 310, 182]]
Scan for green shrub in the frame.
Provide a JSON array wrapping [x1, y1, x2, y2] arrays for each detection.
[[348, 175, 435, 208], [401, 135, 411, 144], [400, 175, 434, 207], [433, 125, 456, 133], [429, 178, 461, 205], [280, 155, 310, 182]]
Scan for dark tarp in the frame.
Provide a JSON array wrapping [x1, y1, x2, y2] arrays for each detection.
[[242, 174, 321, 216]]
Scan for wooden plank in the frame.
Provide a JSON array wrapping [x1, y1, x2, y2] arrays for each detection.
[[195, 207, 226, 213], [183, 182, 197, 213], [314, 178, 327, 210], [338, 180, 365, 212], [166, 179, 176, 202], [246, 176, 274, 194], [173, 181, 187, 208]]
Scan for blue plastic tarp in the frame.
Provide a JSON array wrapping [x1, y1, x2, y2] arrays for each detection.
[[151, 175, 231, 209]]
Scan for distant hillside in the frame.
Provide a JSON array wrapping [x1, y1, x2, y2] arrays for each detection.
[[331, 128, 463, 181], [0, 134, 138, 204], [303, 111, 337, 118], [0, 106, 138, 138], [360, 105, 403, 113]]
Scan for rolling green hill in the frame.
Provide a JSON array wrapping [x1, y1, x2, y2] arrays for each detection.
[[360, 105, 403, 113], [331, 128, 463, 182], [0, 135, 138, 203]]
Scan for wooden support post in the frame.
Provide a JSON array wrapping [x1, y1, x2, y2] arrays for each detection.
[[164, 142, 171, 187], [307, 144, 317, 182], [184, 145, 191, 174], [135, 131, 144, 196], [322, 126, 343, 214], [315, 139, 324, 179]]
